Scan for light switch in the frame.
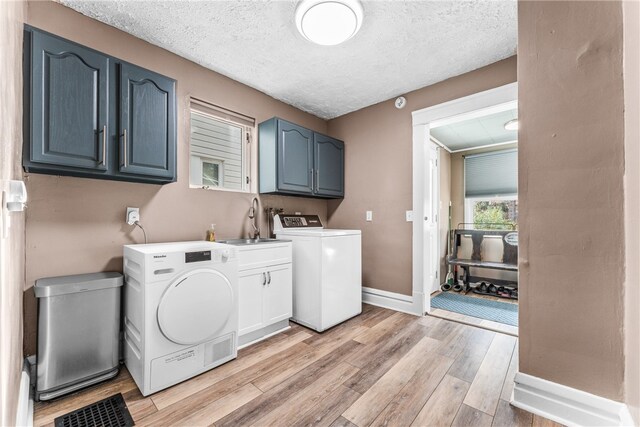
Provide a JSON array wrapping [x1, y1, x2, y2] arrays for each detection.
[[406, 210, 414, 222], [366, 211, 373, 222]]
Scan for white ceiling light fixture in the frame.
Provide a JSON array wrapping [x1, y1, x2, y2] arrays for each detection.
[[295, 0, 364, 46], [504, 119, 518, 130]]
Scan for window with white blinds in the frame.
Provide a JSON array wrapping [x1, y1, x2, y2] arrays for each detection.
[[464, 149, 518, 197], [189, 100, 254, 192]]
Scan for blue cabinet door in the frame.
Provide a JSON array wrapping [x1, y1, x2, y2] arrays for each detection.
[[314, 133, 345, 197], [119, 63, 176, 180], [277, 120, 313, 194], [28, 31, 109, 171]]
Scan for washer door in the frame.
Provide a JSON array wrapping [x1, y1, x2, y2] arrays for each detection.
[[157, 269, 234, 345]]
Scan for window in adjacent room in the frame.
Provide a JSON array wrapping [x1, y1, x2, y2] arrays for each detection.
[[464, 149, 518, 229], [189, 99, 254, 192]]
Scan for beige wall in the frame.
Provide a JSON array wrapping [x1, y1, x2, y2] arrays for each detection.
[[518, 1, 626, 400], [624, 0, 640, 422], [0, 0, 26, 424], [22, 0, 331, 355], [448, 144, 518, 283], [326, 57, 517, 296], [450, 151, 465, 230]]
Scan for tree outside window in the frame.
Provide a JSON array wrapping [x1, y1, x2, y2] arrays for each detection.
[[466, 198, 518, 230]]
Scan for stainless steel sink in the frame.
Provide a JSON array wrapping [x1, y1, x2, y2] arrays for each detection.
[[218, 238, 285, 246]]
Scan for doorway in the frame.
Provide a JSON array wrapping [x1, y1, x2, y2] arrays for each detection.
[[412, 83, 518, 335]]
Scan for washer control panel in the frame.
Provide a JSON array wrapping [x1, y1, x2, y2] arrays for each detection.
[[274, 214, 323, 231]]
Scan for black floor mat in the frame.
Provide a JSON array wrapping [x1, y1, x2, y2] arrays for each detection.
[[54, 393, 134, 427]]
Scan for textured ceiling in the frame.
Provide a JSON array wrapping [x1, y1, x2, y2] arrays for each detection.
[[58, 0, 517, 119], [431, 108, 518, 151]]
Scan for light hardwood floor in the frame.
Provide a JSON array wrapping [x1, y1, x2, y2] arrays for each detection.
[[34, 304, 556, 427]]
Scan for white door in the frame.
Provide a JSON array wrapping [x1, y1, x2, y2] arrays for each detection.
[[263, 264, 293, 325], [238, 268, 266, 336], [426, 143, 440, 297]]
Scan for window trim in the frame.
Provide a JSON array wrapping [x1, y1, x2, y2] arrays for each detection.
[[189, 100, 254, 193]]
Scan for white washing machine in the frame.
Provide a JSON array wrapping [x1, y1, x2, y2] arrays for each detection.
[[123, 241, 238, 396], [274, 214, 361, 332]]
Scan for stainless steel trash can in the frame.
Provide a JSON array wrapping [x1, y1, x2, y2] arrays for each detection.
[[34, 272, 123, 401]]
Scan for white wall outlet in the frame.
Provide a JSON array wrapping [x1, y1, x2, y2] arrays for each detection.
[[366, 211, 373, 222], [406, 210, 414, 222], [126, 207, 140, 225]]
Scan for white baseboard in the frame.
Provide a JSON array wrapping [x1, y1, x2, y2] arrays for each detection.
[[511, 372, 635, 427], [238, 324, 291, 350], [362, 287, 422, 316], [15, 361, 33, 427]]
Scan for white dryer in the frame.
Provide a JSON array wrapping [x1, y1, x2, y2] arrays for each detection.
[[123, 241, 238, 396], [274, 215, 361, 332]]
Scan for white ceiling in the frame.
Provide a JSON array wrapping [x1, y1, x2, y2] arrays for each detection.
[[59, 0, 517, 120], [431, 107, 517, 151]]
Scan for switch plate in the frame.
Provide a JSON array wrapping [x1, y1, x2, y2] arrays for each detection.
[[126, 207, 140, 225], [366, 211, 373, 222], [406, 210, 414, 222]]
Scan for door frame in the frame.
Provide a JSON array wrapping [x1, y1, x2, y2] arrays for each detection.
[[411, 82, 518, 315]]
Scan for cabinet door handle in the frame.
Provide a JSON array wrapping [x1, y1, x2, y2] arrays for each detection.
[[122, 128, 128, 167], [310, 168, 314, 191], [315, 169, 319, 192], [262, 272, 267, 286], [101, 125, 107, 165], [267, 271, 271, 284]]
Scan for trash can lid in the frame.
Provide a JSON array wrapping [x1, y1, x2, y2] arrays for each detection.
[[34, 272, 123, 298]]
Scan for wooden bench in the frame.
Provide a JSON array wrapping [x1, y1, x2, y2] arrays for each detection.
[[447, 228, 518, 292]]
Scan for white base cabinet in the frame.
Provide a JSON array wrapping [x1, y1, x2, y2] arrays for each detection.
[[236, 242, 292, 346]]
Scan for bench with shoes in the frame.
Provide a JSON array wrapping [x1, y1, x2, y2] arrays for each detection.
[[446, 226, 518, 297]]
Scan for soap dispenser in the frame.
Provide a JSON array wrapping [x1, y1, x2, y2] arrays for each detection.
[[205, 224, 216, 242]]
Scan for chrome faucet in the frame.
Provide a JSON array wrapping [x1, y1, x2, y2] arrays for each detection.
[[248, 197, 260, 239]]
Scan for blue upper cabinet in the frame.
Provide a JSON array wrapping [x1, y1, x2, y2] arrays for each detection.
[[314, 133, 344, 198], [26, 29, 110, 172], [259, 118, 345, 199], [117, 63, 176, 180], [23, 27, 177, 184], [277, 120, 314, 194]]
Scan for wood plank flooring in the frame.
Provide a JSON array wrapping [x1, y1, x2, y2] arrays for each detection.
[[34, 304, 560, 427]]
